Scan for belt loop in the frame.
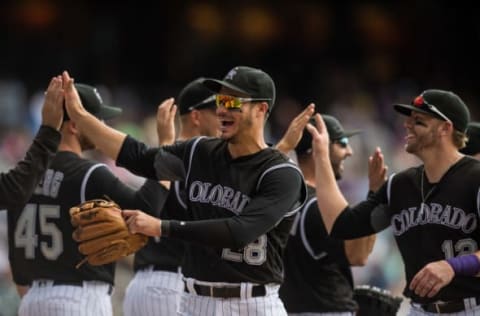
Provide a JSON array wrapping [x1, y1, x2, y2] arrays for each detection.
[[241, 283, 252, 300], [185, 278, 197, 295], [464, 297, 476, 309], [435, 304, 441, 314]]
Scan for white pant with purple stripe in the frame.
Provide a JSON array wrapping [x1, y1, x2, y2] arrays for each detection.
[[123, 267, 184, 316], [180, 278, 287, 316], [19, 280, 112, 316]]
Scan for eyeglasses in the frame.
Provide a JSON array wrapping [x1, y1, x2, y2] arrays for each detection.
[[188, 95, 216, 111], [333, 137, 349, 148], [215, 94, 271, 110], [412, 95, 451, 122]]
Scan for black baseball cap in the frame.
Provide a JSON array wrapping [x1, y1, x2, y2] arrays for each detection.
[[202, 66, 276, 110], [177, 78, 216, 115], [64, 83, 122, 121], [460, 122, 480, 155], [295, 114, 361, 155], [393, 89, 470, 133]]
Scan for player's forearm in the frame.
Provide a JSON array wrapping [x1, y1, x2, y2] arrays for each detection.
[[345, 234, 376, 266], [162, 219, 238, 248], [77, 111, 127, 160], [314, 154, 349, 234], [0, 126, 60, 209]]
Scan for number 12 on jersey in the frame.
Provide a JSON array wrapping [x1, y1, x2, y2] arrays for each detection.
[[14, 204, 63, 260], [222, 235, 267, 265]]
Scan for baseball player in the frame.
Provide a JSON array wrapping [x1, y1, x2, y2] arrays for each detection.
[[0, 76, 62, 210], [461, 122, 480, 159], [8, 80, 168, 316], [123, 78, 220, 315], [276, 110, 381, 315], [309, 89, 480, 315], [62, 68, 307, 316]]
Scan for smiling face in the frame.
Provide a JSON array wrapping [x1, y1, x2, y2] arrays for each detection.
[[329, 140, 353, 180], [216, 87, 267, 143], [403, 111, 444, 154]]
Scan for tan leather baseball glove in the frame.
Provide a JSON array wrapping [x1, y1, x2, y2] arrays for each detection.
[[70, 199, 147, 268]]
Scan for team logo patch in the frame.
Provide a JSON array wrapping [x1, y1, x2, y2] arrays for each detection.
[[413, 95, 424, 107], [225, 69, 237, 81]]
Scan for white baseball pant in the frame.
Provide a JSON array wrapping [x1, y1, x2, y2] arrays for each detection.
[[18, 280, 112, 316], [123, 267, 184, 316], [180, 278, 287, 316]]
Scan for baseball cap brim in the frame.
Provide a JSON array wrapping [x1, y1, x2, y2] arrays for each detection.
[[96, 104, 122, 120], [393, 104, 432, 117], [342, 130, 362, 138], [202, 78, 250, 96]]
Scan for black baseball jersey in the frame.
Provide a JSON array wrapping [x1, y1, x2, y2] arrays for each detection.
[[133, 181, 186, 271], [0, 126, 60, 210], [117, 136, 307, 284], [7, 151, 168, 285], [280, 186, 358, 313], [330, 156, 480, 304]]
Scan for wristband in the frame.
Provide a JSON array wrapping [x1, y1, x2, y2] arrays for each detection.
[[446, 254, 480, 276], [161, 220, 171, 237]]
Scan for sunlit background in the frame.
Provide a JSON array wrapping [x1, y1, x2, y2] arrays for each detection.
[[0, 1, 479, 315]]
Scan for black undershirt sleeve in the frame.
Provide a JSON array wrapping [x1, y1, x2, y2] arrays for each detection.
[[0, 126, 60, 209], [330, 183, 390, 239], [116, 135, 187, 181], [163, 167, 304, 249], [85, 165, 169, 217]]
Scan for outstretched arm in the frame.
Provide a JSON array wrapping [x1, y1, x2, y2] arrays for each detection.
[[275, 103, 315, 154], [344, 235, 376, 266], [307, 114, 349, 233], [0, 76, 63, 209], [63, 71, 127, 160], [344, 147, 385, 265]]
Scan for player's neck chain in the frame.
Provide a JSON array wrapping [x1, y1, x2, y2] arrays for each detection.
[[420, 168, 436, 204]]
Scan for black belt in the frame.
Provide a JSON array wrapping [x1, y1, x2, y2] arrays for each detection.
[[34, 280, 113, 295], [420, 297, 480, 314], [185, 283, 266, 298]]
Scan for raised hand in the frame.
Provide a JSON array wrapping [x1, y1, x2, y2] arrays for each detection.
[[368, 147, 388, 192], [156, 98, 177, 146], [276, 103, 315, 154], [41, 75, 65, 130], [62, 71, 88, 120], [306, 113, 330, 160]]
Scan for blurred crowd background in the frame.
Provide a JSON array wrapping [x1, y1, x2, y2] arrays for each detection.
[[1, 1, 479, 315]]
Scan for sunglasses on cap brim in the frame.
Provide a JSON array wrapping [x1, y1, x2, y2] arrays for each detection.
[[332, 137, 349, 148], [412, 96, 451, 122], [187, 95, 216, 111], [215, 94, 271, 110]]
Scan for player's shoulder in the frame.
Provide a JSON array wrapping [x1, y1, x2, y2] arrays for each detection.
[[454, 156, 480, 184], [189, 136, 224, 151], [54, 151, 105, 172]]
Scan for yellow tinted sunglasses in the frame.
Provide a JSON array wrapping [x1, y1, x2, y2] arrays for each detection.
[[215, 94, 270, 110]]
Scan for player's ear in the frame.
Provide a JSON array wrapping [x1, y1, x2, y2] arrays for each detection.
[[439, 120, 453, 136], [190, 110, 201, 127], [256, 102, 269, 118]]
